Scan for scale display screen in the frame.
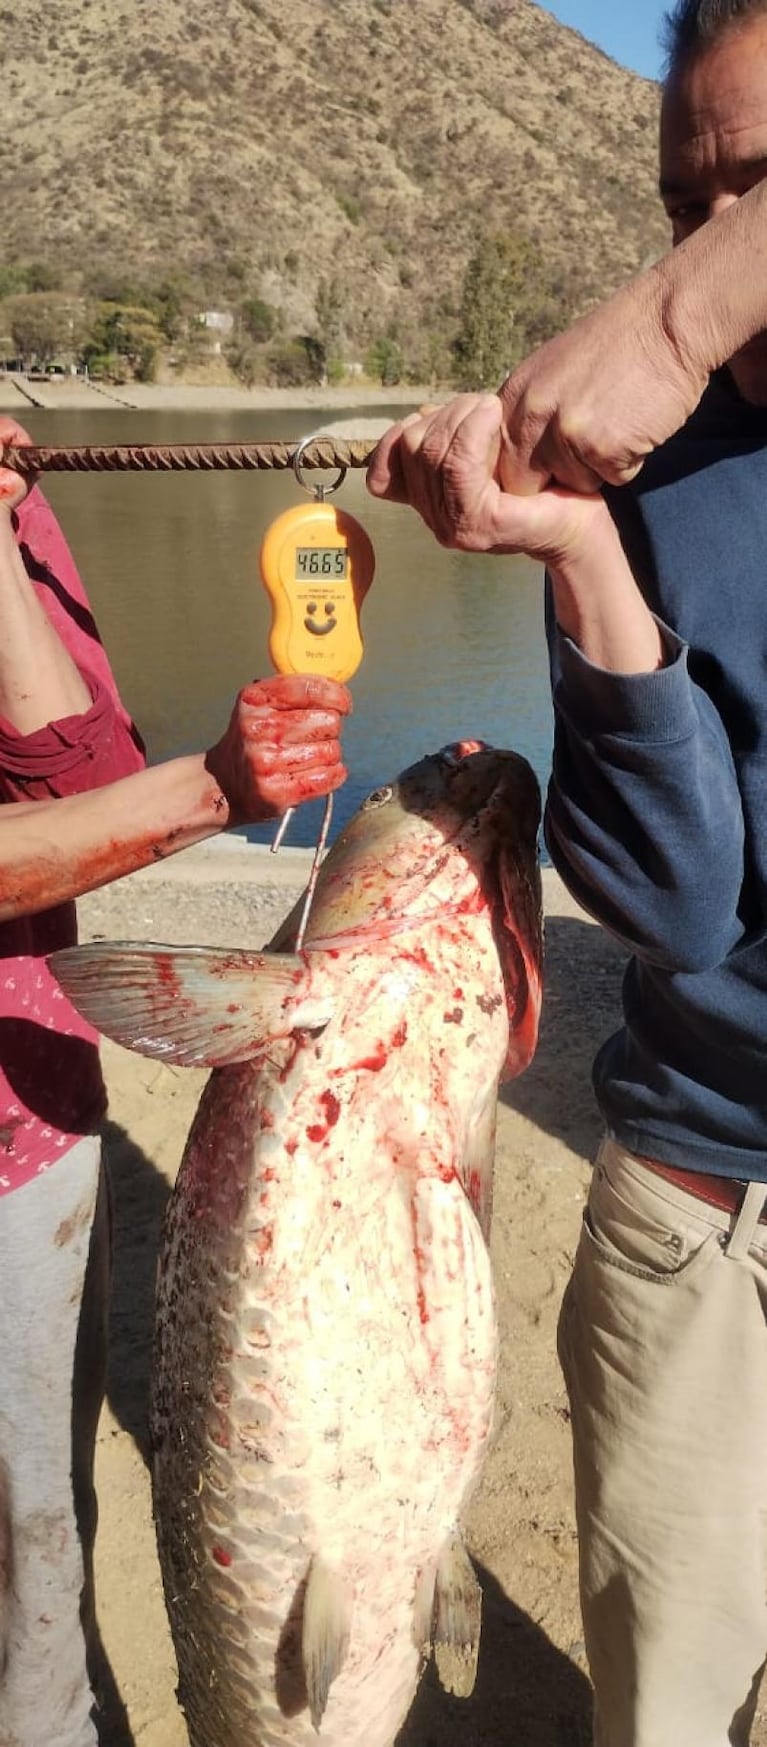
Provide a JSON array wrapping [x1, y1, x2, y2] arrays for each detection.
[[295, 547, 349, 580]]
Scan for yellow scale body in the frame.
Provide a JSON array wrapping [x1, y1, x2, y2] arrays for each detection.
[[260, 500, 375, 685]]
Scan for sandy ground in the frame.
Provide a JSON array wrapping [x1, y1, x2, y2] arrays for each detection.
[[74, 841, 767, 1747], [0, 374, 430, 414]]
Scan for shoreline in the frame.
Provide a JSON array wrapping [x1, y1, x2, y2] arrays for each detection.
[[0, 374, 434, 415]]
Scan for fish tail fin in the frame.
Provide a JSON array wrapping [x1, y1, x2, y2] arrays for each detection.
[[431, 1533, 482, 1698], [302, 1555, 352, 1732]]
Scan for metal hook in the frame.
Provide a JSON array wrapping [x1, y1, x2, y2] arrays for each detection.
[[293, 792, 334, 951], [269, 792, 334, 948], [293, 434, 347, 502]]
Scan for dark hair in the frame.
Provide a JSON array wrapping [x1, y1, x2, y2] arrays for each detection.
[[662, 0, 767, 71]]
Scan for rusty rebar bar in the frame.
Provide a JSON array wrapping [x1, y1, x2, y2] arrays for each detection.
[[0, 438, 379, 476]]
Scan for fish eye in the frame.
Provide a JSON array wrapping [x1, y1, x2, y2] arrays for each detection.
[[362, 785, 393, 810]]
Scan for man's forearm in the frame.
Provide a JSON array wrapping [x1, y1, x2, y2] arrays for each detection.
[[661, 179, 767, 377], [0, 754, 231, 920], [547, 511, 666, 674]]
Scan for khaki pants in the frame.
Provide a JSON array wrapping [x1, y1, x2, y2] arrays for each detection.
[[0, 1137, 108, 1747], [558, 1136, 767, 1747]]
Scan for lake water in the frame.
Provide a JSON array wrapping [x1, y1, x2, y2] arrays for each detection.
[[23, 403, 554, 849]]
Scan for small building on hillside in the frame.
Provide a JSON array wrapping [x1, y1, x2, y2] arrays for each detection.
[[197, 310, 234, 355]]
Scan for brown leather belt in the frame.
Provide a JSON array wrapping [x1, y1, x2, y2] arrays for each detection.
[[640, 1157, 767, 1223]]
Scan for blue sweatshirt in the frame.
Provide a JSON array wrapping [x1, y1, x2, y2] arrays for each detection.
[[545, 375, 767, 1181]]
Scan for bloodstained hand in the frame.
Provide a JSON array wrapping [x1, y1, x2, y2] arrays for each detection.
[[204, 674, 353, 826]]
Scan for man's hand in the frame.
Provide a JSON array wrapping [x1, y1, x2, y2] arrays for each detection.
[[0, 417, 32, 511], [496, 265, 709, 495], [204, 674, 352, 826], [367, 393, 608, 561]]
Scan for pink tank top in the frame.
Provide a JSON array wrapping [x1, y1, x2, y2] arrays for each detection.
[[0, 488, 145, 1194]]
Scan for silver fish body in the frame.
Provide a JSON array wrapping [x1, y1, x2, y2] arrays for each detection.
[[50, 743, 542, 1747]]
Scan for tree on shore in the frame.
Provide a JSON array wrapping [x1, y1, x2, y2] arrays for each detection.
[[0, 292, 88, 370], [83, 304, 163, 382], [453, 230, 555, 389]]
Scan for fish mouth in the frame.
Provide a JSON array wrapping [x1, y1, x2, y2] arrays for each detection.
[[433, 741, 543, 1078], [437, 738, 489, 765]]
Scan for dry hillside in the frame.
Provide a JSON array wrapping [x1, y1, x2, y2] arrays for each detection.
[[0, 0, 669, 365]]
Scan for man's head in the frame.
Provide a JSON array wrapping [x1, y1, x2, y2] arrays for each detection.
[[663, 0, 767, 73], [660, 0, 767, 399]]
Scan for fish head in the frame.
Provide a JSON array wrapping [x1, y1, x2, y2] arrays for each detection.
[[286, 738, 543, 1079]]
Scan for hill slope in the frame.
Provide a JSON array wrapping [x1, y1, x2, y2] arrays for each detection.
[[0, 0, 669, 365]]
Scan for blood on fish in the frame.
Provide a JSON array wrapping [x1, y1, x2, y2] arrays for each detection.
[[403, 945, 433, 973], [409, 1202, 430, 1328], [320, 1090, 341, 1127], [306, 1123, 327, 1142], [212, 1545, 233, 1568], [352, 1045, 388, 1072], [443, 1007, 464, 1025]]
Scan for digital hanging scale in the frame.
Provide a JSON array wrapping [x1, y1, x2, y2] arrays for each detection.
[[259, 443, 375, 685]]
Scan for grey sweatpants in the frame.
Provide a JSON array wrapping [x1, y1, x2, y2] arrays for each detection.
[[559, 1136, 767, 1747], [0, 1137, 107, 1747]]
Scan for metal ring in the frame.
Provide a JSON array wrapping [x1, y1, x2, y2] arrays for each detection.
[[292, 435, 347, 498]]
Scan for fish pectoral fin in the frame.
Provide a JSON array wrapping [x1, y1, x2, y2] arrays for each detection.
[[301, 1555, 352, 1733], [431, 1534, 482, 1699], [48, 942, 334, 1067], [413, 1561, 436, 1660]]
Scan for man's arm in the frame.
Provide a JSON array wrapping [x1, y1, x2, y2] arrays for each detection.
[[543, 606, 746, 974], [375, 420, 747, 968], [368, 180, 767, 527], [499, 179, 767, 495]]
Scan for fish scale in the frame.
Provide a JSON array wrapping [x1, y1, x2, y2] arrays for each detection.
[[49, 743, 543, 1747]]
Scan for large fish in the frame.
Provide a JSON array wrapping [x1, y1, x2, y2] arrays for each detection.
[[50, 741, 542, 1747]]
